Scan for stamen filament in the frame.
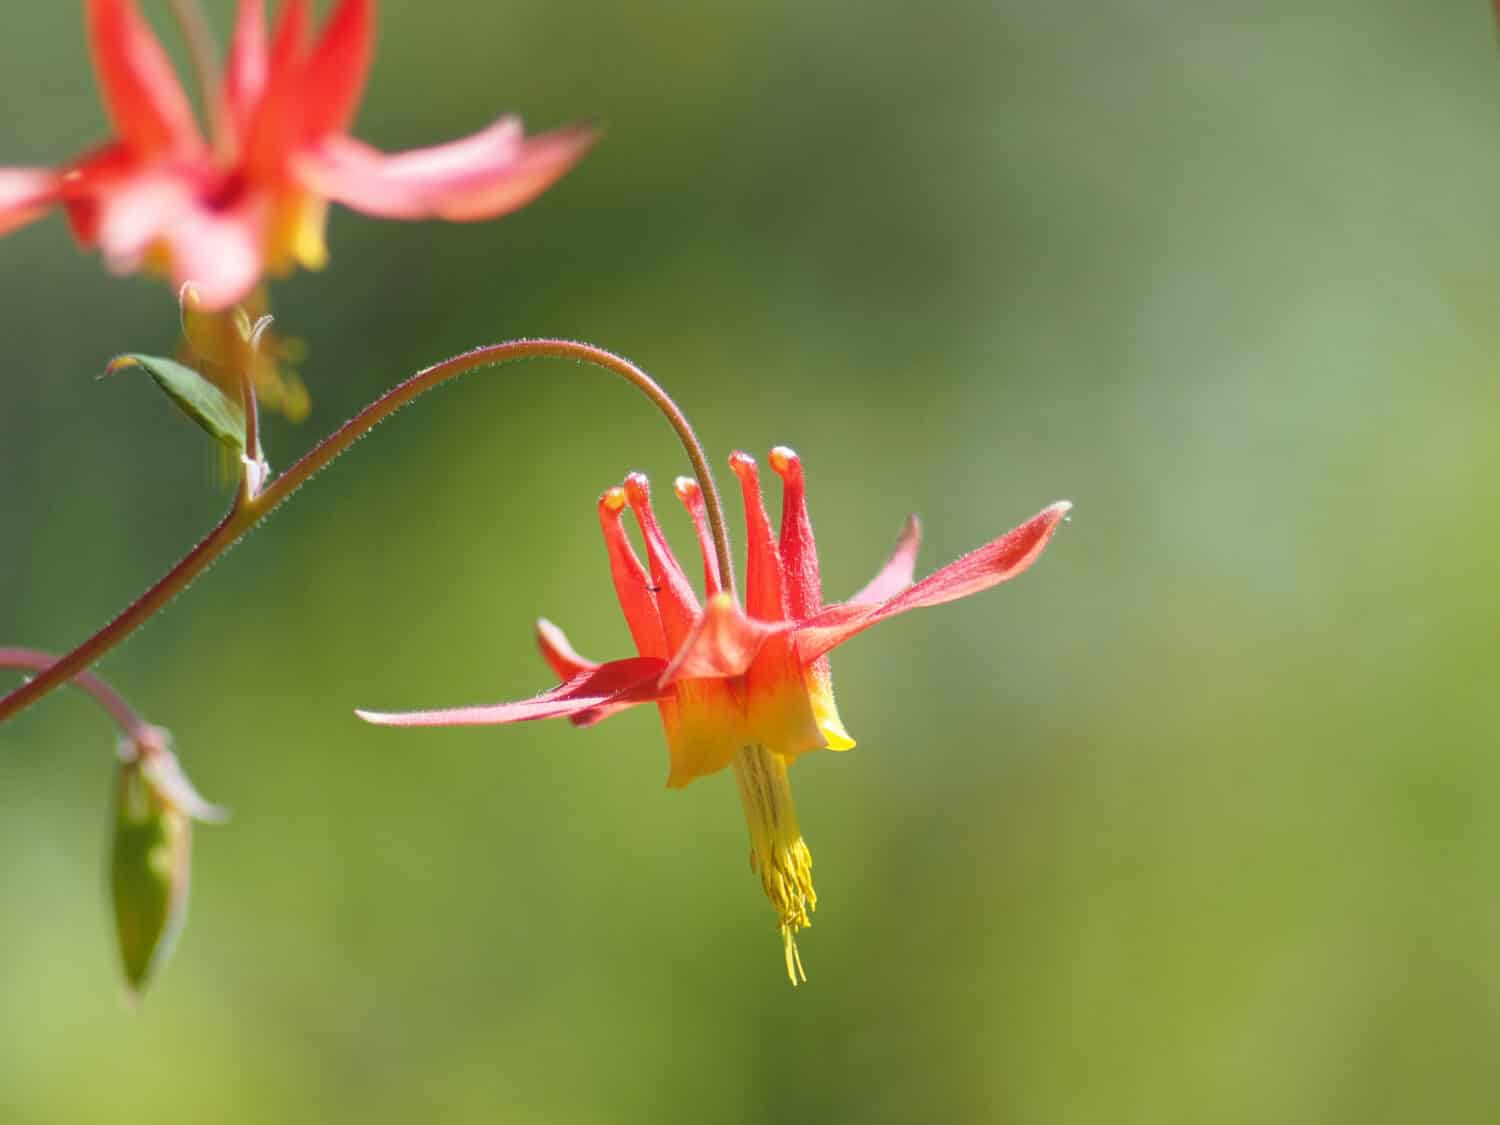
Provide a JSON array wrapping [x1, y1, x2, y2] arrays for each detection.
[[731, 743, 815, 984]]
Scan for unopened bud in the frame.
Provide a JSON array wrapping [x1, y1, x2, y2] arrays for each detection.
[[109, 732, 223, 1001]]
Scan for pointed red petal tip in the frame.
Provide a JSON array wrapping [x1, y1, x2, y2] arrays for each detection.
[[300, 0, 375, 139], [535, 617, 625, 728], [849, 513, 922, 605], [727, 450, 756, 479], [792, 498, 1073, 663], [0, 168, 59, 236], [536, 617, 597, 681], [354, 657, 669, 727], [292, 117, 597, 222], [87, 0, 203, 155]]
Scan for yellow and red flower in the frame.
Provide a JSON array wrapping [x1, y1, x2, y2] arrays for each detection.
[[359, 447, 1069, 982], [0, 0, 593, 307]]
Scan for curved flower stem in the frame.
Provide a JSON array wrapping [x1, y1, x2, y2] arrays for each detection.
[[0, 339, 734, 724], [0, 647, 152, 743]]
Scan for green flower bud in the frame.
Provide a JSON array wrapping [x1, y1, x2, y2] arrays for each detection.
[[109, 729, 224, 1001]]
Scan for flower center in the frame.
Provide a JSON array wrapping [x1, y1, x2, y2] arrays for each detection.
[[731, 744, 816, 984], [201, 168, 250, 213]]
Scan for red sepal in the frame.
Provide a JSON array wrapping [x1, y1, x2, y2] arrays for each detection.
[[356, 657, 669, 728], [795, 502, 1070, 662]]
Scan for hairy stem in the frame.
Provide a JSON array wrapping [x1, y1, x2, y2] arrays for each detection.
[[0, 339, 733, 724], [0, 647, 152, 741]]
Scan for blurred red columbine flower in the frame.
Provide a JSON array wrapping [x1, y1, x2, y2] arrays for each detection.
[[359, 447, 1070, 982], [0, 0, 594, 307]]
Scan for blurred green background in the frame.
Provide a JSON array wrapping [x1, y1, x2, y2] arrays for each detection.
[[3, 1, 1500, 1121]]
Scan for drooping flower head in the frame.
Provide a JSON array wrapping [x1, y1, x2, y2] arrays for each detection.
[[0, 0, 594, 307], [360, 447, 1070, 982]]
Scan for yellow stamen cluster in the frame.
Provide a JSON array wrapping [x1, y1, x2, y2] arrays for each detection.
[[732, 744, 817, 984]]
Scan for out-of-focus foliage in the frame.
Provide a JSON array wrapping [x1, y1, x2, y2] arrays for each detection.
[[2, 1, 1499, 1123]]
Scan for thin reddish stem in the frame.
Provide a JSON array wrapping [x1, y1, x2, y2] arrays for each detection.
[[0, 647, 152, 741], [0, 339, 733, 724]]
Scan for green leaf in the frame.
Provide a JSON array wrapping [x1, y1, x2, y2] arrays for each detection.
[[107, 353, 247, 456], [111, 761, 192, 1000]]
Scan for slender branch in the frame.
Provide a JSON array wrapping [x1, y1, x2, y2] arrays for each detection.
[[0, 507, 248, 724], [254, 340, 737, 587], [165, 0, 232, 157], [0, 339, 734, 724], [0, 647, 152, 741]]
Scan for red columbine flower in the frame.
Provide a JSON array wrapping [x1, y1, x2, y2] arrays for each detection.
[[0, 0, 594, 307], [359, 447, 1070, 982]]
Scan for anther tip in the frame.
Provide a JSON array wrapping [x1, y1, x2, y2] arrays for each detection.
[[768, 446, 801, 475], [673, 476, 700, 500], [728, 450, 757, 478], [600, 487, 627, 513]]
